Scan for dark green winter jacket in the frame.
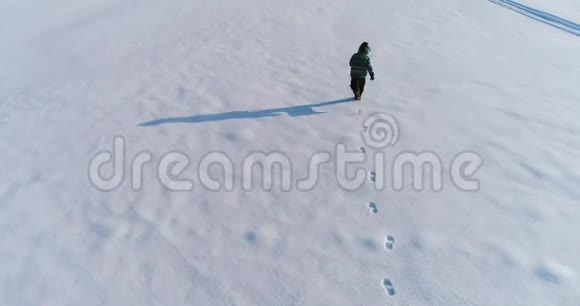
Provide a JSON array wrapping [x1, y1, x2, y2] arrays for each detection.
[[349, 52, 374, 79]]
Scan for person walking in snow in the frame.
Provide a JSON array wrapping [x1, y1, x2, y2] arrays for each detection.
[[349, 42, 375, 101]]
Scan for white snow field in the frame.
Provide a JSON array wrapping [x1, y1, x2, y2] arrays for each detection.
[[1, 0, 579, 305]]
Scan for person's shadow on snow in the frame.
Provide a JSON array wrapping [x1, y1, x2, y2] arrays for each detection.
[[139, 97, 353, 126]]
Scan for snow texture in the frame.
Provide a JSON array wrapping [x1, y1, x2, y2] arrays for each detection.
[[0, 0, 579, 305]]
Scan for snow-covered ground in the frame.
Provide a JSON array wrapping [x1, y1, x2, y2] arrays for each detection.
[[1, 0, 579, 305]]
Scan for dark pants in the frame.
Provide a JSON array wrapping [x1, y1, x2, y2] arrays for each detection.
[[350, 77, 366, 96]]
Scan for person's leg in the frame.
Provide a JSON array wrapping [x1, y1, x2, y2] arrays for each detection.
[[351, 78, 362, 98], [359, 78, 366, 95], [356, 79, 363, 98]]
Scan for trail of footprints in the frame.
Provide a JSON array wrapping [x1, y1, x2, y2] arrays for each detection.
[[358, 108, 397, 299]]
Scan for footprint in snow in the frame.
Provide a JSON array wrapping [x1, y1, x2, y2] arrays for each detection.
[[245, 231, 257, 244], [382, 278, 396, 296], [369, 171, 376, 182], [385, 235, 395, 250], [368, 202, 378, 214], [360, 147, 366, 154]]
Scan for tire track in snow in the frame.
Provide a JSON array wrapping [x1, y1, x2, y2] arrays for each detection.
[[488, 0, 580, 36]]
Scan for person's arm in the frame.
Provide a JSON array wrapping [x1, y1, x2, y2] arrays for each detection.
[[367, 57, 375, 80]]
